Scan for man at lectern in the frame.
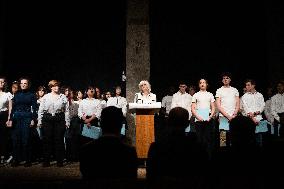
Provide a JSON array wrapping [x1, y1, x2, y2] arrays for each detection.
[[134, 80, 156, 104]]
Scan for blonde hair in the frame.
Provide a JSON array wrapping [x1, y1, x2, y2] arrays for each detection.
[[138, 80, 151, 92], [48, 80, 60, 89]]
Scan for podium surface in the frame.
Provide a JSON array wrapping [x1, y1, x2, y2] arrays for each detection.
[[129, 102, 161, 158]]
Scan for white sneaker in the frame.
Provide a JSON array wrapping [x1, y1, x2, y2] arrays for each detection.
[[5, 156, 13, 163], [0, 156, 4, 164]]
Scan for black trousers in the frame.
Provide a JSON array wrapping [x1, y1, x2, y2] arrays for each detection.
[[0, 111, 11, 158], [42, 113, 66, 163], [30, 127, 42, 161], [65, 116, 81, 161], [273, 113, 284, 137], [194, 120, 215, 157]]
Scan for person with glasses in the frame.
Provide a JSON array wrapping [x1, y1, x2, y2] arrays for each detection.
[[134, 80, 156, 104]]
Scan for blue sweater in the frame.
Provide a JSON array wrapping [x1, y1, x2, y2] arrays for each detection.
[[11, 90, 37, 121]]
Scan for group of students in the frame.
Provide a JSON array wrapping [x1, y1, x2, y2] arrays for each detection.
[[0, 76, 127, 167], [0, 73, 283, 168], [160, 72, 284, 154]]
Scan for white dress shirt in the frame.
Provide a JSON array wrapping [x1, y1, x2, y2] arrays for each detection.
[[171, 91, 192, 118], [78, 98, 102, 119], [192, 91, 215, 110], [241, 91, 265, 122], [107, 96, 127, 117], [215, 86, 239, 117], [162, 95, 173, 115], [271, 93, 284, 122], [264, 99, 274, 124], [134, 92, 156, 104], [99, 99, 107, 109], [69, 100, 79, 118], [38, 93, 70, 126], [0, 92, 12, 112]]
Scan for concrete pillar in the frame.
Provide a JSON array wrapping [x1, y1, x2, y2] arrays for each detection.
[[126, 0, 150, 146]]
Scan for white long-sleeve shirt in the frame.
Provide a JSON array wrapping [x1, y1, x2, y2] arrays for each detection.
[[78, 98, 102, 119], [162, 95, 173, 115], [37, 93, 70, 126], [171, 91, 192, 118], [241, 91, 265, 121], [134, 92, 156, 104], [271, 93, 284, 122], [264, 99, 274, 124], [107, 96, 127, 117], [0, 92, 12, 112]]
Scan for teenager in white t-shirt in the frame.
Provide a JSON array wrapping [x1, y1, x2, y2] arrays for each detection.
[[191, 79, 215, 155], [215, 73, 240, 146]]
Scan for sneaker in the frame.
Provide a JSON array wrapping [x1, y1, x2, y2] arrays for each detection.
[[5, 156, 13, 164], [0, 156, 4, 164]]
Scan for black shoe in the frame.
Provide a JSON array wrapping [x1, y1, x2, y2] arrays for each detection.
[[57, 162, 64, 167], [42, 162, 50, 167], [24, 161, 32, 167], [11, 160, 20, 167]]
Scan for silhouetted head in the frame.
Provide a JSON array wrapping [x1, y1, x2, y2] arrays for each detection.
[[168, 107, 189, 134], [230, 116, 256, 147], [100, 106, 123, 135]]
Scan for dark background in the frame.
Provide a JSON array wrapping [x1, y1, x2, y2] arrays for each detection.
[[150, 1, 269, 99], [1, 1, 126, 92], [1, 0, 283, 99]]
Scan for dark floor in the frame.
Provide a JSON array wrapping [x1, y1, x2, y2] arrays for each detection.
[[1, 161, 283, 189], [0, 162, 146, 189]]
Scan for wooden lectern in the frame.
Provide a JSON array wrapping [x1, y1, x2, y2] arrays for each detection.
[[129, 102, 161, 159]]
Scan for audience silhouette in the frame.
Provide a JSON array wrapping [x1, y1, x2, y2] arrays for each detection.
[[80, 106, 138, 180], [147, 107, 208, 183]]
